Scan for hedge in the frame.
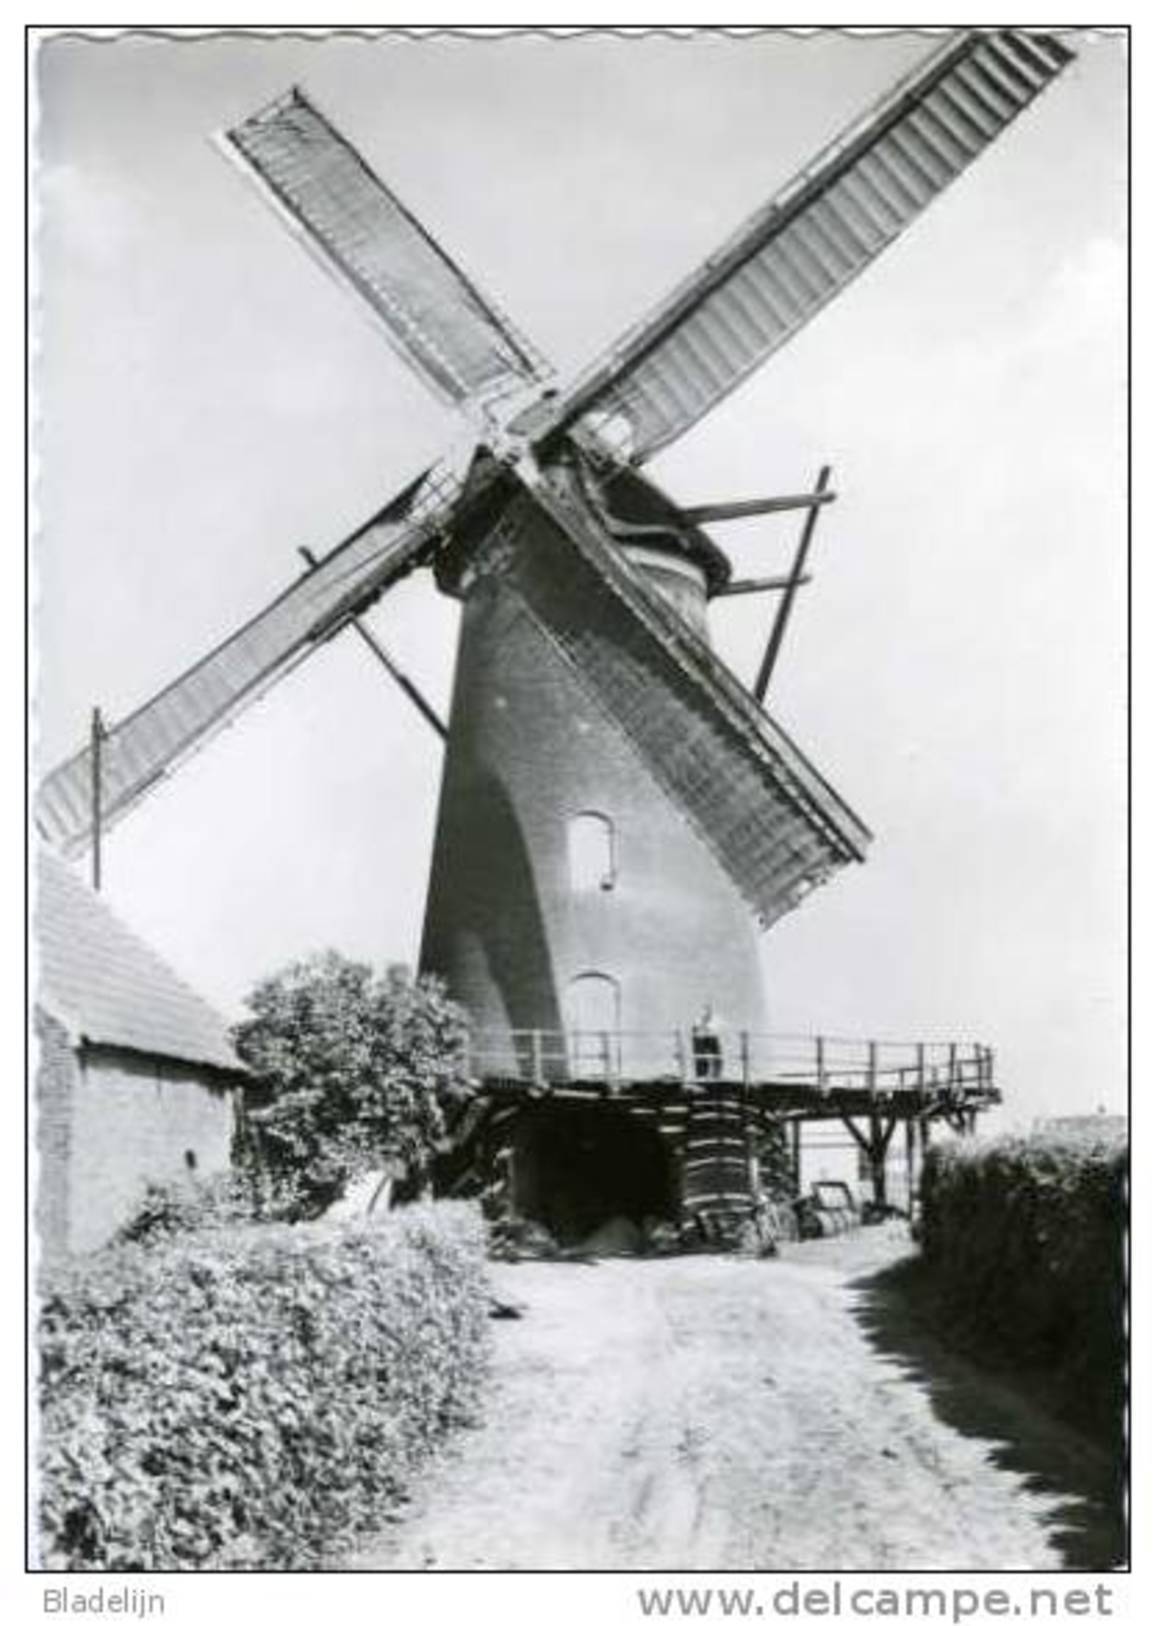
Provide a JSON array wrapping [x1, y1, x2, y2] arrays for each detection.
[[38, 1201, 490, 1570], [919, 1130, 1127, 1440]]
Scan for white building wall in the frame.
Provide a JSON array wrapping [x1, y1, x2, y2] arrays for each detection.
[[68, 1048, 237, 1252]]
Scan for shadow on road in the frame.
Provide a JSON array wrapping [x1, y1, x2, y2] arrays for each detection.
[[847, 1258, 1126, 1571]]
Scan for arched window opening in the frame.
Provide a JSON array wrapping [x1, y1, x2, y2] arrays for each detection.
[[564, 972, 621, 1080], [567, 811, 616, 893]]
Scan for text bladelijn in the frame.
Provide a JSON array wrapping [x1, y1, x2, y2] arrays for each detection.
[[43, 1589, 163, 1617]]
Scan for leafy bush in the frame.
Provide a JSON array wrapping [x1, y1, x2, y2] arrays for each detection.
[[114, 1171, 259, 1246], [232, 954, 474, 1219], [38, 1202, 490, 1570], [919, 1129, 1127, 1440]]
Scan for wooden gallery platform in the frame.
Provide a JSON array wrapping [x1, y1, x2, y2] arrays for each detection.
[[438, 1030, 998, 1241]]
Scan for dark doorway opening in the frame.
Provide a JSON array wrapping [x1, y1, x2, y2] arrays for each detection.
[[513, 1104, 675, 1245]]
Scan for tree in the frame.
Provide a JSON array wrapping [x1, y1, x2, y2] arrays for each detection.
[[232, 952, 473, 1218]]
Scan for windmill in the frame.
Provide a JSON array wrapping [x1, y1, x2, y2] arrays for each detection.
[[37, 31, 1073, 1235]]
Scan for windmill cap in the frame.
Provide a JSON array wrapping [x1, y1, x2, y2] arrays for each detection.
[[596, 465, 733, 595]]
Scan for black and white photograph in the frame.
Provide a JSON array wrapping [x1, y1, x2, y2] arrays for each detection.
[[27, 18, 1128, 1594]]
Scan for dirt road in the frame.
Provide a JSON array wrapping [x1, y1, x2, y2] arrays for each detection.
[[350, 1227, 1121, 1571]]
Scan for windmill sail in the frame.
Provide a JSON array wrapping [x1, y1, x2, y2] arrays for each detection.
[[36, 467, 460, 856], [523, 30, 1073, 463], [225, 87, 551, 409], [497, 463, 871, 925], [40, 35, 1075, 861]]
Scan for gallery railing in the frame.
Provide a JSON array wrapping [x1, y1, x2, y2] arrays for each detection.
[[462, 1028, 996, 1096]]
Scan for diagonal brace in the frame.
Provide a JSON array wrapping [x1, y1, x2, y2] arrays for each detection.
[[753, 465, 832, 703], [297, 546, 447, 739]]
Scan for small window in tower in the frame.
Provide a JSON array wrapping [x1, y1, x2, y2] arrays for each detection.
[[567, 812, 616, 893]]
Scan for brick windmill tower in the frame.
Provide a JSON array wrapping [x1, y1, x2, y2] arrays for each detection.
[[37, 31, 1072, 1237], [418, 459, 852, 1074]]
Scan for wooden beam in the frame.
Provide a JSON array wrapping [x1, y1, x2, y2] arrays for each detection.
[[716, 573, 814, 598], [878, 1114, 899, 1156], [90, 706, 105, 892], [839, 1114, 872, 1156], [753, 465, 832, 703], [866, 1111, 900, 1208], [683, 491, 837, 524], [297, 546, 448, 739]]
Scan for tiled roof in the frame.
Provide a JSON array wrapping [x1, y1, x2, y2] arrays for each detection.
[[35, 849, 246, 1075]]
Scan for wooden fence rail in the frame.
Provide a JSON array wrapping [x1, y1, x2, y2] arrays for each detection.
[[462, 1027, 996, 1096]]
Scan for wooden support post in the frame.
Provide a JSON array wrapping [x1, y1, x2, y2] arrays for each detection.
[[90, 706, 105, 892], [842, 1109, 890, 1209], [869, 1116, 886, 1209], [297, 545, 447, 739], [839, 1115, 872, 1158], [868, 1039, 878, 1099], [790, 1117, 802, 1197], [916, 1041, 926, 1100], [754, 465, 832, 703], [872, 1116, 899, 1210], [839, 1115, 869, 1150]]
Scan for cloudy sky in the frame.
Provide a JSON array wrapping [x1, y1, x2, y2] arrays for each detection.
[[33, 29, 1127, 1126]]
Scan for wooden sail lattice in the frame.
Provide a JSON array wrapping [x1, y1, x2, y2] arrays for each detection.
[[37, 31, 1075, 910]]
